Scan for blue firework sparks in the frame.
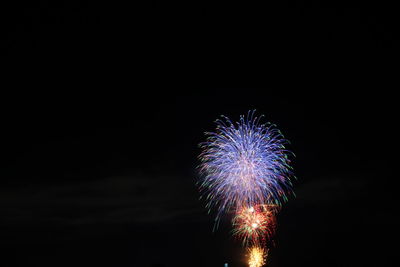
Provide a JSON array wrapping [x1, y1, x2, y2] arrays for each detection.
[[198, 110, 294, 219]]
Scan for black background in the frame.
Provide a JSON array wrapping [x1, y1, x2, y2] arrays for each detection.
[[2, 1, 399, 267]]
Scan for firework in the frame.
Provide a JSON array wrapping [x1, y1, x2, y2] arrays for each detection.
[[232, 204, 277, 246], [197, 111, 295, 266], [248, 246, 267, 267], [198, 110, 294, 219]]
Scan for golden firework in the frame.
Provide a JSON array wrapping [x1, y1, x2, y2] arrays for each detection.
[[248, 246, 267, 267]]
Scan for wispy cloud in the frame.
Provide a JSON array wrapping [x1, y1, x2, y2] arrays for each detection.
[[0, 174, 205, 227]]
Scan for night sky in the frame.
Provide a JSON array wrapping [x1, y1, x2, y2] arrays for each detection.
[[2, 1, 399, 267]]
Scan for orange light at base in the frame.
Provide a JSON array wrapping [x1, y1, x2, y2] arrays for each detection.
[[248, 246, 267, 267]]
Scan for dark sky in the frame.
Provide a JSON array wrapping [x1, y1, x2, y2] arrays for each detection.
[[2, 1, 399, 267]]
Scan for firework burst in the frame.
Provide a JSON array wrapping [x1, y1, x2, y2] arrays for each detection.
[[198, 110, 294, 219], [232, 204, 277, 246], [197, 111, 295, 266], [248, 246, 267, 267]]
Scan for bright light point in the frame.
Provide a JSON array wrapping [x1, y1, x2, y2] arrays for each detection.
[[251, 223, 258, 228], [249, 207, 254, 212]]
